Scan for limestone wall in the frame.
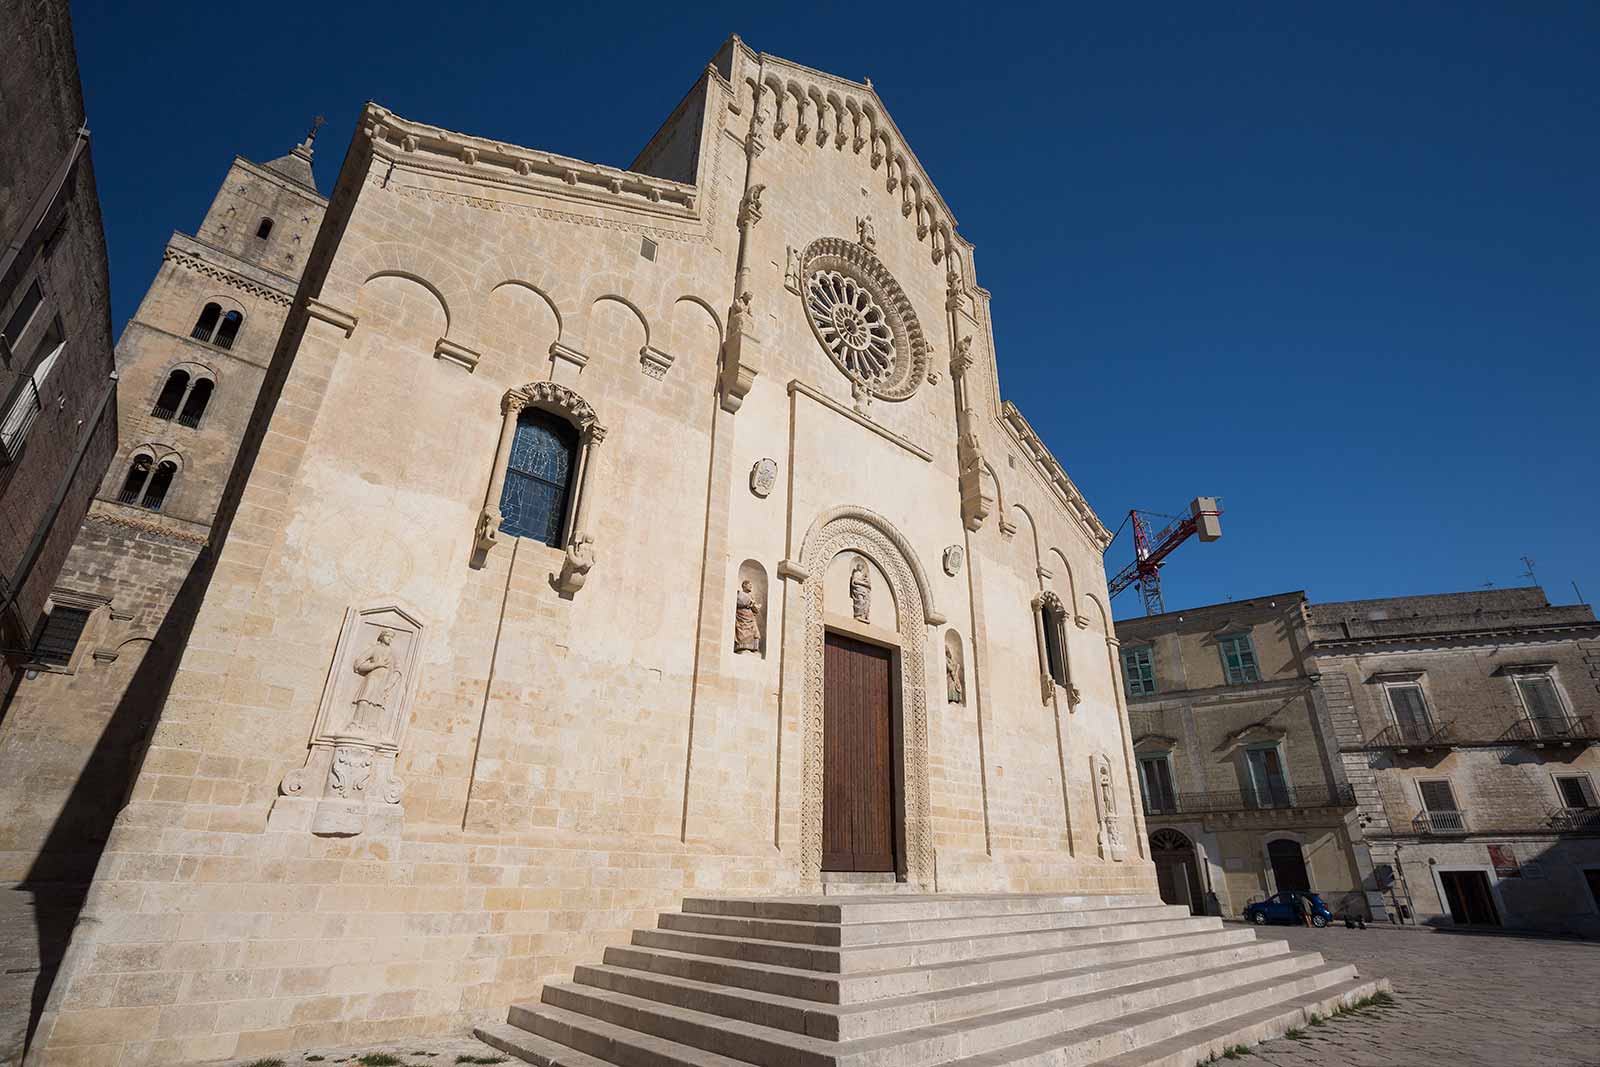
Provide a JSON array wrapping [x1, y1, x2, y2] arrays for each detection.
[[29, 41, 1154, 1066]]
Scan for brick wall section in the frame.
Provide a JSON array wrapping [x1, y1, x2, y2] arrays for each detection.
[[0, 0, 117, 706]]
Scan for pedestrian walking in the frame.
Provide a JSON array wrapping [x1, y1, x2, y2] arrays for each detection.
[[1297, 892, 1314, 927]]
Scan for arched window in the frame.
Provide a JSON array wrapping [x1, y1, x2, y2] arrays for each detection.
[[191, 303, 221, 342], [178, 378, 213, 427], [1032, 589, 1075, 705], [214, 310, 243, 350], [499, 409, 578, 546], [151, 369, 190, 419], [117, 454, 153, 504], [256, 218, 273, 239], [141, 460, 177, 511]]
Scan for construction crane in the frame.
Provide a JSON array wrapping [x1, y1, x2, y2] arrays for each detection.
[[1107, 497, 1224, 616]]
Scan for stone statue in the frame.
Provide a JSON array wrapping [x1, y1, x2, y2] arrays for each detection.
[[849, 557, 871, 623], [346, 629, 400, 735], [857, 213, 877, 250], [784, 246, 801, 293], [946, 646, 963, 704], [733, 579, 762, 653], [556, 531, 596, 594]]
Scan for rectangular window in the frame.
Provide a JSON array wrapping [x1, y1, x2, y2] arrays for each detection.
[[1122, 645, 1156, 696], [1218, 633, 1260, 684], [1245, 745, 1290, 807], [1042, 610, 1068, 688], [1138, 755, 1177, 813], [2, 280, 44, 361], [1556, 776, 1597, 809], [31, 605, 91, 667], [1419, 779, 1458, 812], [1385, 682, 1431, 732], [1513, 673, 1567, 733]]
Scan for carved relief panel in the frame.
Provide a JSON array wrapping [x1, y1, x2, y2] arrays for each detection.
[[273, 600, 425, 837]]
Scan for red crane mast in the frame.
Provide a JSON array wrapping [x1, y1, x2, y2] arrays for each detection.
[[1107, 497, 1223, 616]]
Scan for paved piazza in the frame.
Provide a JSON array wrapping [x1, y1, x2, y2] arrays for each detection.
[[1245, 923, 1600, 1067]]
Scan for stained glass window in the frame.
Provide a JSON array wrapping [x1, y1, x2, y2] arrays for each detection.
[[499, 408, 577, 546]]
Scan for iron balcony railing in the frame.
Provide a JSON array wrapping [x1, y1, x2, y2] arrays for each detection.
[[1413, 810, 1469, 835], [1366, 720, 1455, 749], [1501, 715, 1599, 746], [1548, 807, 1600, 833], [1142, 782, 1356, 817]]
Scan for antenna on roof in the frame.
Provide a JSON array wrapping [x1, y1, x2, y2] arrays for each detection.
[[1520, 555, 1538, 585]]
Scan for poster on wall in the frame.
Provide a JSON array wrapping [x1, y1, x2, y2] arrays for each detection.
[[1488, 843, 1521, 877]]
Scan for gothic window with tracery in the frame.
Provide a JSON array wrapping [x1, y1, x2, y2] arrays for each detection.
[[498, 408, 577, 546]]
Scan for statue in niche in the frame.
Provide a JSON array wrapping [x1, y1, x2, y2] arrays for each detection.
[[849, 557, 872, 623], [946, 646, 964, 704], [733, 580, 762, 653], [345, 629, 400, 736]]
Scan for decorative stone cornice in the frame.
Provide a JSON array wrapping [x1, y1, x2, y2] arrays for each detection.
[[434, 336, 480, 372], [1001, 401, 1112, 547], [505, 381, 606, 442], [362, 104, 698, 215], [305, 298, 358, 337], [163, 247, 292, 307]]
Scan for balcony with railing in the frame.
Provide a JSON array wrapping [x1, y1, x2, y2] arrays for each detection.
[[1412, 810, 1469, 835], [1500, 715, 1599, 748], [1364, 720, 1455, 752], [1142, 782, 1356, 818], [1548, 807, 1600, 833]]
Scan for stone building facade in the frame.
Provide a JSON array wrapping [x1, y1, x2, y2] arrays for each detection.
[[0, 131, 327, 886], [26, 38, 1155, 1065], [0, 0, 117, 717], [1116, 594, 1377, 920], [1309, 587, 1600, 934]]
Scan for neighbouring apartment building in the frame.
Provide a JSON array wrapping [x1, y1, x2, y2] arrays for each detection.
[[25, 38, 1159, 1065], [0, 0, 118, 710], [1116, 593, 1379, 920], [1308, 587, 1600, 934], [0, 127, 328, 886]]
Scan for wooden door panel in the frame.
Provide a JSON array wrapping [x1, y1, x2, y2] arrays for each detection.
[[823, 633, 895, 872]]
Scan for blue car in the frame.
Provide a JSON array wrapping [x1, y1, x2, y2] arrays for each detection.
[[1244, 891, 1332, 927]]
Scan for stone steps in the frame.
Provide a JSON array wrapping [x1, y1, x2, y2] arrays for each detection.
[[604, 925, 1264, 1004], [477, 893, 1388, 1067]]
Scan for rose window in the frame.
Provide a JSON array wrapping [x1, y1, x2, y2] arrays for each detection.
[[805, 270, 896, 383]]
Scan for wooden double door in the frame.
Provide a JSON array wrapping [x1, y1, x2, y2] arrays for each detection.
[[822, 632, 898, 873]]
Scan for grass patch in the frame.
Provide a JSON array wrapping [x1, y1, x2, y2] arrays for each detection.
[[1221, 1046, 1253, 1059], [1284, 1027, 1307, 1040], [455, 1057, 508, 1065], [307, 1059, 326, 1064], [1308, 1012, 1326, 1026], [244, 1060, 284, 1067], [355, 1056, 405, 1067]]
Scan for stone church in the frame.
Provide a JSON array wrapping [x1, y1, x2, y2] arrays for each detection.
[[22, 38, 1382, 1067]]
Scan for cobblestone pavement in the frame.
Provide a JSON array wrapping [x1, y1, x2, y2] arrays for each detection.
[[1242, 922, 1600, 1067], [212, 1034, 511, 1066]]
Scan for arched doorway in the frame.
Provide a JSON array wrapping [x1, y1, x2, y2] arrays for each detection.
[[1150, 829, 1206, 914], [1267, 837, 1311, 893]]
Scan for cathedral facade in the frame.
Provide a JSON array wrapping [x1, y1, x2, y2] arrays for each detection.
[[31, 39, 1155, 1065]]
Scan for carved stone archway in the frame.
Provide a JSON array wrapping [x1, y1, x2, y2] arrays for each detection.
[[795, 507, 938, 889]]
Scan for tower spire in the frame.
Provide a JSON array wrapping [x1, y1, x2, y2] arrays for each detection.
[[260, 116, 322, 194]]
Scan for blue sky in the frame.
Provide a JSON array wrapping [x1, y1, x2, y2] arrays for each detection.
[[72, 1, 1599, 618]]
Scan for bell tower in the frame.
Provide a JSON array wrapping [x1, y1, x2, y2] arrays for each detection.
[[0, 124, 329, 886]]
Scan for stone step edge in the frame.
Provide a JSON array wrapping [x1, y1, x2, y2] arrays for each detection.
[[607, 927, 1264, 1004], [1087, 975, 1394, 1067], [635, 915, 1224, 970], [568, 938, 1295, 1040], [680, 894, 1155, 921], [527, 951, 1335, 1067], [659, 903, 1188, 946], [494, 1002, 753, 1067], [934, 962, 1360, 1067], [476, 1021, 612, 1067]]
